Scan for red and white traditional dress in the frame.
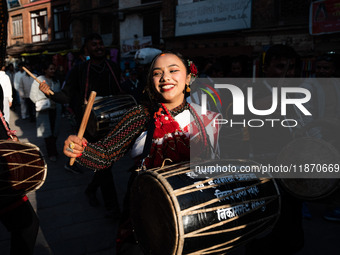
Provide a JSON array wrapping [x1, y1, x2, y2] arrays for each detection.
[[77, 101, 221, 170]]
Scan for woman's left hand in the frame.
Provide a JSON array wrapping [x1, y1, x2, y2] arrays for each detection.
[[64, 135, 87, 158]]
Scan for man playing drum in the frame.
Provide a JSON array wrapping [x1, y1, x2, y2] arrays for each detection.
[[39, 33, 122, 217]]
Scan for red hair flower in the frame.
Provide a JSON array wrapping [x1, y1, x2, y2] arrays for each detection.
[[188, 60, 198, 77]]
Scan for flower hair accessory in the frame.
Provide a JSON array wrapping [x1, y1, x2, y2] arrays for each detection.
[[187, 60, 198, 85]]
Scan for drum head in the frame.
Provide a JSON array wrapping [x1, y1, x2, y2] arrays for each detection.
[[277, 137, 340, 200], [0, 141, 47, 197], [131, 173, 178, 254]]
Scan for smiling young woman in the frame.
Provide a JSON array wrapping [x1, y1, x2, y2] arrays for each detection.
[[150, 53, 191, 109], [62, 51, 216, 169], [62, 50, 221, 253]]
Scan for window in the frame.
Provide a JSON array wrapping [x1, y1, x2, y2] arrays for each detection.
[[31, 9, 48, 42], [53, 5, 70, 40], [7, 0, 21, 9], [12, 15, 23, 37]]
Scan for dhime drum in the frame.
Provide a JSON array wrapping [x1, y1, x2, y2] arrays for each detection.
[[0, 140, 47, 197], [86, 95, 137, 139], [131, 159, 280, 255], [277, 137, 340, 200]]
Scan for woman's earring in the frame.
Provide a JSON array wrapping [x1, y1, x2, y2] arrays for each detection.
[[186, 84, 191, 93]]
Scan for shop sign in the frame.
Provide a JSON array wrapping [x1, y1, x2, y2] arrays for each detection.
[[310, 0, 340, 35], [175, 0, 252, 36], [121, 36, 152, 54]]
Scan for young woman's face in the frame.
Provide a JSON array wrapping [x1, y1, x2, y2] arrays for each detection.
[[152, 54, 190, 109], [44, 64, 56, 78]]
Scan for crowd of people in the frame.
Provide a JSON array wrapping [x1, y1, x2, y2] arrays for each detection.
[[1, 29, 340, 254]]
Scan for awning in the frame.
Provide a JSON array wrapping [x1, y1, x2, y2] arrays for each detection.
[[20, 49, 78, 57]]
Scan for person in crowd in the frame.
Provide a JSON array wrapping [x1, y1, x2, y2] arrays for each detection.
[[300, 53, 340, 222], [0, 1, 40, 252], [30, 61, 62, 162], [5, 63, 17, 109], [62, 51, 220, 253], [19, 63, 36, 122], [300, 53, 340, 134], [5, 63, 15, 87], [14, 62, 26, 119], [121, 69, 142, 103], [54, 65, 66, 86], [228, 55, 251, 78], [39, 33, 122, 218], [244, 44, 304, 255], [0, 65, 13, 123]]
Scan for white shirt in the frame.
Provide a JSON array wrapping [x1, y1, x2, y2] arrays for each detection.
[[0, 71, 13, 122], [14, 70, 25, 91]]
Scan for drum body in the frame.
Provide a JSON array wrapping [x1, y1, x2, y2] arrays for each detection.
[[0, 140, 47, 197], [277, 137, 340, 200], [87, 95, 137, 138], [131, 160, 280, 255]]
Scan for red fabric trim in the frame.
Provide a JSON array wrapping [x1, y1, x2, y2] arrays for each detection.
[[0, 196, 28, 215]]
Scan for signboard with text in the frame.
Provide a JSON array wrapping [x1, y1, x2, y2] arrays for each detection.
[[121, 36, 152, 54], [175, 0, 252, 36], [310, 0, 340, 35]]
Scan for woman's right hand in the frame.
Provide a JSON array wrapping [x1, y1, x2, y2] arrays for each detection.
[[39, 81, 52, 96], [64, 135, 87, 158]]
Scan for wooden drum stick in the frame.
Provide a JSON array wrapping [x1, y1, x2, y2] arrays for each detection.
[[22, 66, 54, 95], [70, 91, 97, 166]]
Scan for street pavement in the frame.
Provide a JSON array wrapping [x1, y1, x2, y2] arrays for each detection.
[[0, 108, 133, 255], [1, 107, 340, 255]]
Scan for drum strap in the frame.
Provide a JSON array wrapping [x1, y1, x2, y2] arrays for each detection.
[[0, 196, 28, 215], [84, 60, 123, 103], [139, 119, 155, 169], [0, 110, 16, 139]]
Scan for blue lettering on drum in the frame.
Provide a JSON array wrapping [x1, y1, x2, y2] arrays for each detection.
[[212, 176, 235, 184], [234, 173, 257, 180], [214, 186, 260, 202]]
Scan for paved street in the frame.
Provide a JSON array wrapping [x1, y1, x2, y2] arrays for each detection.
[[1, 107, 340, 255], [0, 108, 133, 255]]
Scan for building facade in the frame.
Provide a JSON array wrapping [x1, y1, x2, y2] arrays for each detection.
[[7, 0, 71, 57], [5, 0, 340, 74], [6, 0, 119, 60]]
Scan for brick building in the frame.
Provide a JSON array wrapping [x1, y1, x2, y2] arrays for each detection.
[[5, 0, 340, 75], [6, 0, 119, 63], [6, 0, 71, 57]]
